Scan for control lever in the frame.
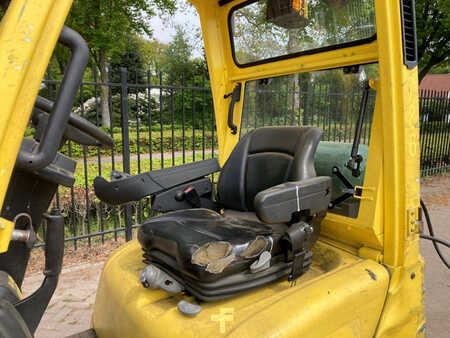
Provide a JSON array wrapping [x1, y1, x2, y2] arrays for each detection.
[[175, 186, 201, 208]]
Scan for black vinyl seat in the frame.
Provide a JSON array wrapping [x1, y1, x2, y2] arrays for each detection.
[[138, 127, 332, 301], [216, 126, 321, 210]]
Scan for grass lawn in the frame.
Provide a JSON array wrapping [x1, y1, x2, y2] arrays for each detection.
[[72, 151, 216, 188]]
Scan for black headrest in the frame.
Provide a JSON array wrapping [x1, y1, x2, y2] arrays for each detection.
[[217, 126, 322, 211]]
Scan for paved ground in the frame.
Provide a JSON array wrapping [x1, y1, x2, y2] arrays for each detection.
[[22, 175, 449, 337], [419, 175, 449, 337], [22, 263, 103, 337]]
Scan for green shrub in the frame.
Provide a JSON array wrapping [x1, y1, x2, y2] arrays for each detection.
[[61, 129, 218, 158], [420, 121, 450, 133]]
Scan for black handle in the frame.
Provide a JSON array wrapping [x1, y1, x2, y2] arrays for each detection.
[[43, 208, 65, 277], [14, 208, 65, 335], [16, 26, 89, 171], [34, 96, 113, 148], [226, 83, 242, 135]]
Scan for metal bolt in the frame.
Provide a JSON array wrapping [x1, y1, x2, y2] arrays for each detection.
[[304, 224, 314, 234]]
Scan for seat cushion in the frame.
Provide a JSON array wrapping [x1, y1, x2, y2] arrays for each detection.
[[138, 208, 314, 300], [138, 209, 289, 283]]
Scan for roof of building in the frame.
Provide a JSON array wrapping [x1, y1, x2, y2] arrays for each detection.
[[419, 74, 450, 93]]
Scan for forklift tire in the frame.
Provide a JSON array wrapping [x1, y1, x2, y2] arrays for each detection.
[[0, 300, 31, 338]]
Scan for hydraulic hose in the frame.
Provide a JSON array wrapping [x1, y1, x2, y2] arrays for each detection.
[[420, 199, 449, 269]]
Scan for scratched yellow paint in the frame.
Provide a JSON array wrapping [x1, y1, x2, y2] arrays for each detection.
[[0, 218, 13, 253], [0, 0, 73, 251], [92, 240, 389, 338]]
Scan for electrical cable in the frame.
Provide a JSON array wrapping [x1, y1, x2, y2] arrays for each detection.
[[420, 199, 449, 269]]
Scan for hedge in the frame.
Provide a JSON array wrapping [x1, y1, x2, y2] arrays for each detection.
[[61, 129, 218, 158]]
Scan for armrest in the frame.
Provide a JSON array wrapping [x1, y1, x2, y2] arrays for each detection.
[[254, 177, 332, 224], [93, 158, 220, 205]]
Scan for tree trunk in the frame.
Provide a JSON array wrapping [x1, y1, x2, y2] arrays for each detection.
[[99, 49, 111, 128], [287, 29, 299, 54]]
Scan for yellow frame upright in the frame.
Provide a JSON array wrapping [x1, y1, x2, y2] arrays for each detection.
[[0, 0, 73, 250]]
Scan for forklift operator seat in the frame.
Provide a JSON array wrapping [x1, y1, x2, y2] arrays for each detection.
[[217, 126, 321, 211], [138, 127, 332, 301]]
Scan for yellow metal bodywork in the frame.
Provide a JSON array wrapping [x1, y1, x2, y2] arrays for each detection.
[[0, 218, 13, 253], [188, 1, 425, 334], [0, 0, 425, 336], [0, 0, 73, 251], [93, 240, 389, 338]]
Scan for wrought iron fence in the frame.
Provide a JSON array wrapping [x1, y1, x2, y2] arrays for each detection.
[[419, 90, 450, 176], [36, 69, 449, 248], [39, 68, 216, 249], [239, 75, 376, 144]]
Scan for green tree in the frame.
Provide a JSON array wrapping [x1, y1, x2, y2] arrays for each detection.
[[109, 34, 146, 84], [232, 0, 376, 64], [162, 26, 193, 76], [153, 26, 210, 129], [63, 0, 176, 127], [137, 37, 169, 70], [430, 60, 449, 74], [416, 0, 450, 82]]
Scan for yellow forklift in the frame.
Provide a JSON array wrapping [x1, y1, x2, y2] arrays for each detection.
[[0, 0, 447, 337]]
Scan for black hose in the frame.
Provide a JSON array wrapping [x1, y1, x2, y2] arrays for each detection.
[[420, 234, 450, 248], [420, 199, 449, 269]]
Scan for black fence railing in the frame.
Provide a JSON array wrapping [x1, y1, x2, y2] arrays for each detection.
[[34, 70, 449, 248], [419, 90, 450, 176], [37, 68, 216, 249], [240, 77, 376, 144]]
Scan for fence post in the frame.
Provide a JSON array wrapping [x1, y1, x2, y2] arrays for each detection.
[[120, 67, 133, 241]]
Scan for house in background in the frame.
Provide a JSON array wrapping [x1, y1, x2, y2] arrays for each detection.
[[420, 74, 450, 97]]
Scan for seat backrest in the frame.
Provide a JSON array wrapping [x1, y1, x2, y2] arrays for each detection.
[[217, 126, 323, 211]]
